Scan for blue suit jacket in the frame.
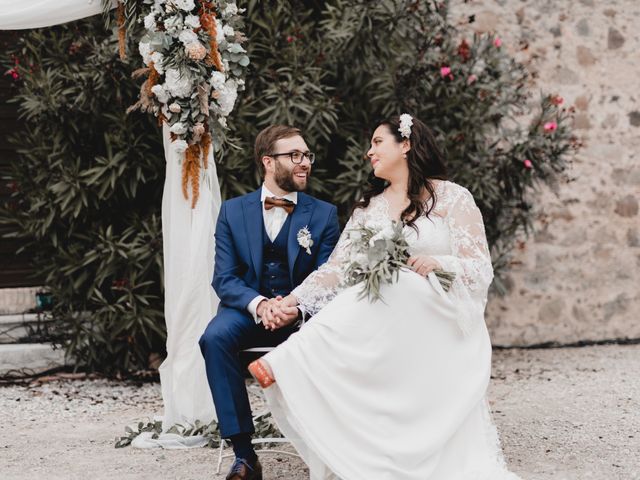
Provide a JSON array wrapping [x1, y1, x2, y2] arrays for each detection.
[[212, 188, 341, 312]]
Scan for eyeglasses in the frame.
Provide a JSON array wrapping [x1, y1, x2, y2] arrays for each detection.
[[268, 150, 316, 165]]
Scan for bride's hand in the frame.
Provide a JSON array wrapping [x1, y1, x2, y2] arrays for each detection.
[[407, 255, 441, 277]]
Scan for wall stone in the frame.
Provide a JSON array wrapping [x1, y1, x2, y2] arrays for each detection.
[[449, 0, 640, 345]]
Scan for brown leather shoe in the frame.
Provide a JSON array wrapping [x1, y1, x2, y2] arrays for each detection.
[[225, 457, 263, 480]]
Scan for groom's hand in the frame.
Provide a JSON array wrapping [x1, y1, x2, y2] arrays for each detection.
[[262, 297, 299, 331]]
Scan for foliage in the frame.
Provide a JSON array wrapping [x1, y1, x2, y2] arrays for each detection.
[[114, 412, 281, 448], [1, 0, 576, 372], [1, 19, 166, 373]]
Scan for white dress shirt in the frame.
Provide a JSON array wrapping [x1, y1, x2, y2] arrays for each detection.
[[247, 185, 298, 323]]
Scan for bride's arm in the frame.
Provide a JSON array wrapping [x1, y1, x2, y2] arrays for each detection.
[[429, 187, 494, 334], [285, 208, 364, 317]]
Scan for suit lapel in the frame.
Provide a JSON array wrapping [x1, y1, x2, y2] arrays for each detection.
[[287, 193, 314, 283], [242, 189, 264, 279]]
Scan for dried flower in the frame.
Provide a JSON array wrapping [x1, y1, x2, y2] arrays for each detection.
[[524, 159, 533, 169], [168, 103, 181, 113], [543, 121, 558, 133], [494, 37, 503, 48], [440, 66, 452, 77], [467, 74, 478, 85]]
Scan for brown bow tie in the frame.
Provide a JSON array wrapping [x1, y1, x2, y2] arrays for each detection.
[[264, 196, 295, 214]]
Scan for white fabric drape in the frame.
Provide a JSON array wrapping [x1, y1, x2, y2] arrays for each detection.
[[2, 3, 221, 439], [0, 0, 114, 30], [159, 124, 218, 431]]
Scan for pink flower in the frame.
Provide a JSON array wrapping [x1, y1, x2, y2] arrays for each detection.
[[524, 159, 533, 169], [493, 37, 502, 48], [467, 74, 477, 85], [551, 96, 564, 106], [543, 121, 558, 133], [185, 42, 207, 61], [440, 66, 452, 77]]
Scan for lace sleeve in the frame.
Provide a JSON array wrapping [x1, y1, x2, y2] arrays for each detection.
[[292, 208, 364, 316], [430, 186, 494, 335]]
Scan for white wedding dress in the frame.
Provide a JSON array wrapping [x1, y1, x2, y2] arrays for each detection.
[[262, 180, 522, 480]]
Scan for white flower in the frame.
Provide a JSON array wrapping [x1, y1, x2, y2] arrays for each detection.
[[353, 253, 368, 266], [223, 3, 238, 16], [169, 122, 188, 135], [168, 103, 181, 113], [143, 12, 157, 30], [174, 0, 195, 11], [184, 14, 201, 29], [380, 224, 395, 240], [398, 113, 413, 139], [172, 139, 188, 154], [209, 71, 226, 90], [138, 41, 152, 65], [216, 80, 238, 116], [218, 117, 227, 128], [297, 227, 314, 255], [349, 230, 362, 242], [165, 68, 193, 98], [150, 51, 164, 73], [151, 84, 170, 103], [164, 15, 182, 34], [222, 25, 235, 37], [216, 19, 225, 44], [178, 29, 199, 45]]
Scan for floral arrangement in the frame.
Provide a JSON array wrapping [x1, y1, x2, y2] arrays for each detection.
[[124, 0, 249, 208], [344, 222, 456, 302]]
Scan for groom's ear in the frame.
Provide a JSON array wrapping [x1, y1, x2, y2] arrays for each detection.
[[262, 155, 273, 174]]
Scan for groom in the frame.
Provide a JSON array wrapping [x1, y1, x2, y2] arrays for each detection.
[[199, 125, 340, 479]]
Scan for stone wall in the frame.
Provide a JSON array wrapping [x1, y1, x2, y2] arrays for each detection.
[[449, 0, 640, 345]]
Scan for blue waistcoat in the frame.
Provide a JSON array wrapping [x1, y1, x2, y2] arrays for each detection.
[[259, 214, 293, 298]]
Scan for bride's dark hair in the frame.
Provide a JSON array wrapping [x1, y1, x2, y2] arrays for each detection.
[[354, 115, 448, 229]]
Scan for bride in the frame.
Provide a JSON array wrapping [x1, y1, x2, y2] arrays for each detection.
[[248, 114, 523, 480]]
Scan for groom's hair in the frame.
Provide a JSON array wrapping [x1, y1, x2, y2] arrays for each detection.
[[254, 125, 302, 176]]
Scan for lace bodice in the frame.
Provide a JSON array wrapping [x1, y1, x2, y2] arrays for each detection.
[[292, 181, 494, 335]]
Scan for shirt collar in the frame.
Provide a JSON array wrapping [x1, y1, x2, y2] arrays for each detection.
[[260, 184, 298, 204]]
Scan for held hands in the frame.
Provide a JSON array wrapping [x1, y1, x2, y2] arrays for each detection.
[[407, 254, 441, 277], [258, 295, 300, 331]]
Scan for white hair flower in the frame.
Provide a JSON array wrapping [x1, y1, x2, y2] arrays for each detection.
[[398, 113, 413, 139]]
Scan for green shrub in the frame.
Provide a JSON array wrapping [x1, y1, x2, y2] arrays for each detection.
[[1, 1, 575, 373]]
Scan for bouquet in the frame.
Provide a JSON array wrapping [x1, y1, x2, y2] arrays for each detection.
[[344, 221, 456, 302]]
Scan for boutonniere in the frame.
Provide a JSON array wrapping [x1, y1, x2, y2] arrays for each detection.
[[297, 226, 314, 255]]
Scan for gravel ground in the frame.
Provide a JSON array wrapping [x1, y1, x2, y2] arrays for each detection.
[[0, 344, 638, 480]]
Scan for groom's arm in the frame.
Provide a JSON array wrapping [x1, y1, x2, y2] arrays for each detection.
[[314, 205, 341, 268], [212, 202, 262, 312]]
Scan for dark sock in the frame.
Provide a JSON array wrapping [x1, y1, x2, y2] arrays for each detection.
[[229, 433, 257, 465]]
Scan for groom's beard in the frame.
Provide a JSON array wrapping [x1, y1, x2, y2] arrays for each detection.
[[274, 161, 309, 192]]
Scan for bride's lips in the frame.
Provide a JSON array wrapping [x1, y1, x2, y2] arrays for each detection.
[[371, 159, 380, 169]]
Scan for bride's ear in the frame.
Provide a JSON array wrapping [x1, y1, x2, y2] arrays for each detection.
[[401, 139, 411, 155]]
